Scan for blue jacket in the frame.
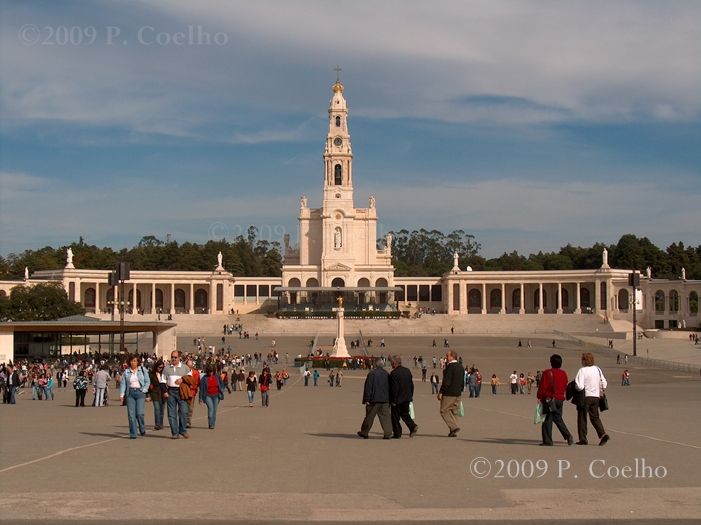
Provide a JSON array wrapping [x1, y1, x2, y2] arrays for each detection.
[[119, 366, 151, 397], [199, 374, 226, 402]]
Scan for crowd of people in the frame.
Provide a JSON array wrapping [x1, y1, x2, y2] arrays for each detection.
[[357, 349, 611, 447]]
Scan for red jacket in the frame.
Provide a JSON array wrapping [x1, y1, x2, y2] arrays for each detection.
[[537, 368, 568, 401]]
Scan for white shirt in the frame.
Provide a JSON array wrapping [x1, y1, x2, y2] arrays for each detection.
[[575, 365, 607, 397], [510, 373, 518, 384], [128, 369, 141, 388]]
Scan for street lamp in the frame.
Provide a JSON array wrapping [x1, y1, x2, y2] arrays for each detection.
[[628, 272, 640, 357], [114, 262, 131, 355]]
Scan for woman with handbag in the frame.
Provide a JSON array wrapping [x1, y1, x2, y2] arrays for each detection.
[[148, 360, 166, 430], [119, 354, 151, 439], [199, 365, 225, 429], [574, 352, 610, 446]]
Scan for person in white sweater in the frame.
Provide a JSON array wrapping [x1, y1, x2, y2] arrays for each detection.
[[574, 352, 609, 446]]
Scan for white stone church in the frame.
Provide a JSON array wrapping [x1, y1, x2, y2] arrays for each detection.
[[2, 79, 699, 334]]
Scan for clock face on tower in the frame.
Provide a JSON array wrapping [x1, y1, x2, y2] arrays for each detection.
[[333, 137, 343, 147]]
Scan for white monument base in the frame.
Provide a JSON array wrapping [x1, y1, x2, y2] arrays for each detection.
[[332, 306, 351, 358]]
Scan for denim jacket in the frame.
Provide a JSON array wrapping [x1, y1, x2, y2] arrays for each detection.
[[119, 366, 151, 397], [199, 374, 225, 402]]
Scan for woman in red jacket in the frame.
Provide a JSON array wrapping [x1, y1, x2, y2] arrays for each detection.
[[536, 354, 574, 447]]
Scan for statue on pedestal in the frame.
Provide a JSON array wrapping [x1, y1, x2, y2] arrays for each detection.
[[65, 248, 75, 269], [385, 233, 393, 255], [452, 251, 460, 272], [369, 195, 376, 208], [646, 266, 652, 279], [682, 267, 686, 280], [24, 266, 29, 281], [216, 251, 224, 271], [336, 295, 344, 308], [300, 195, 307, 209], [601, 247, 609, 268]]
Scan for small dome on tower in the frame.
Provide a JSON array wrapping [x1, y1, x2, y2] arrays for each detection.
[[332, 81, 344, 94]]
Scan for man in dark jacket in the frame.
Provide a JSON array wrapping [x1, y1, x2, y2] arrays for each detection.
[[438, 350, 464, 436], [3, 364, 20, 404], [389, 355, 418, 439], [358, 359, 392, 439]]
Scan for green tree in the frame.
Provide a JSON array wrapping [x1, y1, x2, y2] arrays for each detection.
[[4, 283, 84, 321]]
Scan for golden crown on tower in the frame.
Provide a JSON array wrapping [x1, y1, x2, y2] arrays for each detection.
[[332, 81, 344, 94]]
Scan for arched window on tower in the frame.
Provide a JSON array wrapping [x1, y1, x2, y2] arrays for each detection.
[[334, 164, 342, 185], [335, 116, 341, 127]]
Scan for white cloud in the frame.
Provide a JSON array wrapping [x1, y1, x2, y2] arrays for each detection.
[[1, 0, 700, 136]]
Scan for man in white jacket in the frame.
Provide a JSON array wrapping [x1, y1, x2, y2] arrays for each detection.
[[574, 352, 610, 446]]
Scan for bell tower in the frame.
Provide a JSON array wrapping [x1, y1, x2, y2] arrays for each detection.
[[322, 75, 354, 211]]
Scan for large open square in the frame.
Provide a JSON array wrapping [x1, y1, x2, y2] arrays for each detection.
[[2, 335, 700, 524]]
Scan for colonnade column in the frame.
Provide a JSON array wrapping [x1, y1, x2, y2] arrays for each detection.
[[170, 284, 175, 314], [132, 282, 137, 314], [481, 283, 487, 314], [447, 282, 454, 314], [594, 280, 600, 315], [500, 283, 506, 314], [189, 283, 194, 314], [95, 283, 101, 313], [575, 282, 581, 314], [538, 283, 544, 314], [151, 283, 156, 314], [557, 282, 563, 314], [519, 283, 525, 314], [459, 281, 467, 315], [210, 282, 216, 313]]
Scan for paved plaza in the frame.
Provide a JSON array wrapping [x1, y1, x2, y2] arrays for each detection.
[[1, 335, 700, 524]]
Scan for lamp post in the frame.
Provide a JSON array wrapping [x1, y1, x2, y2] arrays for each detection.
[[114, 262, 131, 354], [628, 272, 640, 357]]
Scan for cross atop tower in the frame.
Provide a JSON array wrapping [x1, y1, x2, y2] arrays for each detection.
[[334, 65, 342, 82]]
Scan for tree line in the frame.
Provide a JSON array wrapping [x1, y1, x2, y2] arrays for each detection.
[[1, 230, 698, 281], [0, 227, 282, 279]]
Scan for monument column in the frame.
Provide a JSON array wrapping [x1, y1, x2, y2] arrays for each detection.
[[519, 283, 525, 314], [189, 283, 194, 314], [500, 283, 506, 314], [557, 282, 563, 314], [481, 283, 487, 314], [333, 297, 350, 358], [538, 283, 544, 314], [575, 282, 581, 314]]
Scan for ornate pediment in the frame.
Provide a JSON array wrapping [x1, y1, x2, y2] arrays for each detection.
[[326, 263, 352, 272]]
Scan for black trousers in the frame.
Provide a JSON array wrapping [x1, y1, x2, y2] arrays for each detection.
[[391, 401, 417, 437], [541, 399, 572, 445], [577, 397, 606, 443], [75, 389, 87, 407]]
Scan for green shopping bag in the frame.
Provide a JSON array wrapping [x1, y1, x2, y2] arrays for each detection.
[[458, 400, 464, 417], [534, 402, 546, 424]]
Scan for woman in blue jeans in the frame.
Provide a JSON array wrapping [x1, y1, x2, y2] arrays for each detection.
[[199, 365, 225, 429], [246, 371, 257, 407], [119, 355, 151, 439]]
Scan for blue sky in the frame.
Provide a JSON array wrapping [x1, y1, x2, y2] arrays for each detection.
[[1, 0, 700, 258]]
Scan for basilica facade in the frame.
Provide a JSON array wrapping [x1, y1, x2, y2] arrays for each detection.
[[1, 80, 699, 331]]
